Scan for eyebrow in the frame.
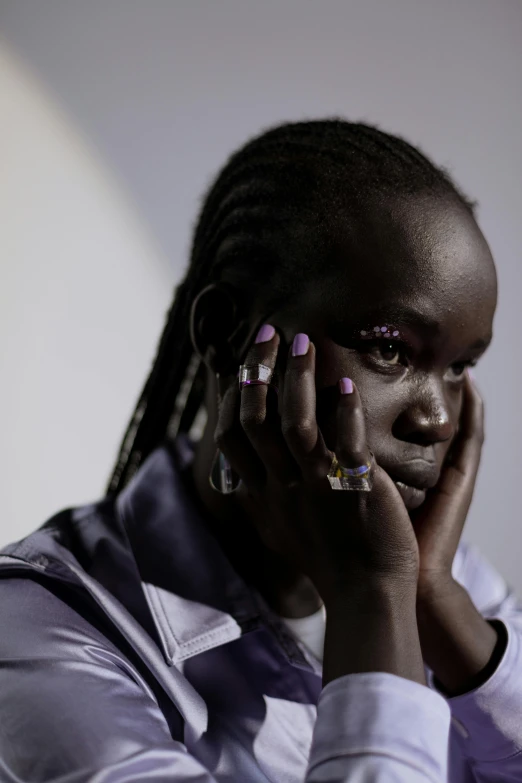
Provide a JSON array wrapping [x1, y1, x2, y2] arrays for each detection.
[[468, 335, 493, 352], [359, 305, 493, 352]]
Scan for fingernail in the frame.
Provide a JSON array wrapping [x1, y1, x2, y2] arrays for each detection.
[[468, 368, 475, 383], [338, 377, 353, 394], [292, 333, 310, 356], [255, 324, 275, 344]]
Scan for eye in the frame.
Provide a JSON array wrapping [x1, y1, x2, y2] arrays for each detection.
[[354, 338, 481, 381], [446, 359, 478, 382], [359, 339, 407, 368]]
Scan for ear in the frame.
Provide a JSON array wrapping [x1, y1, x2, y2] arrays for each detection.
[[189, 282, 251, 375]]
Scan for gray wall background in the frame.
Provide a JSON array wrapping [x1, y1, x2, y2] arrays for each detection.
[[1, 1, 521, 591]]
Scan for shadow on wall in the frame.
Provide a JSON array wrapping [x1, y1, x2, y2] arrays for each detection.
[[0, 39, 172, 545]]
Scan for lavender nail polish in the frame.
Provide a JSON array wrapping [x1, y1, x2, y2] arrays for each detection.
[[292, 333, 310, 356], [339, 377, 353, 394], [255, 324, 275, 344]]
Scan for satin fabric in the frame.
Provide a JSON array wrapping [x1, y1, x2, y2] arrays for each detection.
[[1, 435, 521, 781]]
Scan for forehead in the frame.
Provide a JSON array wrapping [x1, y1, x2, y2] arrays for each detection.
[[308, 195, 497, 338]]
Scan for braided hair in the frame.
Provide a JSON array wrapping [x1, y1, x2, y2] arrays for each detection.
[[105, 118, 478, 496]]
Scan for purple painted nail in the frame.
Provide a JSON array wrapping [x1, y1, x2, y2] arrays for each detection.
[[338, 377, 353, 394], [292, 333, 310, 357], [255, 324, 275, 344]]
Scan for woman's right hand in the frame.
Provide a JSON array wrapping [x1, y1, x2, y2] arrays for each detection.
[[215, 325, 420, 608]]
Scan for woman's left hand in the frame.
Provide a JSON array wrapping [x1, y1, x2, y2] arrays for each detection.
[[409, 370, 485, 601]]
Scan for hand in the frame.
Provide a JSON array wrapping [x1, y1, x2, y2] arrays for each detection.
[[215, 327, 420, 607], [409, 370, 485, 601]]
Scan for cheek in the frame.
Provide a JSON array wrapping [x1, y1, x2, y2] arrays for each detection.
[[314, 338, 377, 399], [313, 341, 393, 450], [313, 342, 367, 450], [314, 339, 350, 388], [315, 387, 392, 455]]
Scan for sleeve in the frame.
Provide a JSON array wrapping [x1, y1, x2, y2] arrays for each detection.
[[425, 539, 522, 780], [306, 672, 452, 782], [0, 576, 221, 783]]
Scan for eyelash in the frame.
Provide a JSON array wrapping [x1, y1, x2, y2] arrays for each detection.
[[357, 339, 478, 380]]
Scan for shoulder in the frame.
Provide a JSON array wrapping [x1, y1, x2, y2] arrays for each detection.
[[0, 497, 130, 661], [0, 495, 123, 582], [0, 573, 122, 660], [0, 573, 186, 780]]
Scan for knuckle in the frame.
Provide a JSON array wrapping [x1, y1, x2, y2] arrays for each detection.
[[337, 448, 369, 467], [306, 459, 332, 482], [243, 340, 278, 368], [281, 418, 315, 442], [240, 407, 267, 435], [285, 363, 310, 387]]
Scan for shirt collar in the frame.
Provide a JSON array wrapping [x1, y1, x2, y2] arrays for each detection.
[[116, 435, 315, 671]]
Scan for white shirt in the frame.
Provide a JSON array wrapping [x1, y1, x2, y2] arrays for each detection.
[[280, 603, 327, 662]]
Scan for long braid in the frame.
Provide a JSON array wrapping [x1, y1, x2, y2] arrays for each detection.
[[106, 118, 478, 497], [105, 276, 194, 494]]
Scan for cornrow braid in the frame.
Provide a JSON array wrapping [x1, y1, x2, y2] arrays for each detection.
[[106, 117, 478, 497]]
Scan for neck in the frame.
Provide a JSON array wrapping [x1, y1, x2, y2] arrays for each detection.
[[189, 414, 323, 619]]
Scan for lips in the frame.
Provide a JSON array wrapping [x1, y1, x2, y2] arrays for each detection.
[[392, 480, 427, 511], [385, 465, 439, 492], [383, 464, 438, 512]]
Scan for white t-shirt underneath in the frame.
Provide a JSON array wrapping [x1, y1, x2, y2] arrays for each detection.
[[279, 604, 327, 662]]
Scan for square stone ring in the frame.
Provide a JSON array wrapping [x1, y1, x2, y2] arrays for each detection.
[[326, 450, 376, 491], [238, 363, 275, 389], [238, 362, 375, 492]]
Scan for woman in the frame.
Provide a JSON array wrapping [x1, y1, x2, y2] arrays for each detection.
[[1, 119, 520, 782]]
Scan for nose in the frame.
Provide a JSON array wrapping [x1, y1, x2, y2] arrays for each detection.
[[393, 380, 457, 447]]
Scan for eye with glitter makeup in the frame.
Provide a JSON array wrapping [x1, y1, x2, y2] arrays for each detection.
[[339, 324, 411, 372], [351, 324, 480, 380]]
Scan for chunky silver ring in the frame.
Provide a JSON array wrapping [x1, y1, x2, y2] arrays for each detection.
[[238, 363, 274, 390], [327, 450, 376, 491]]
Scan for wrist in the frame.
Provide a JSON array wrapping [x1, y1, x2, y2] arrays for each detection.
[[323, 584, 425, 688], [323, 574, 418, 615]]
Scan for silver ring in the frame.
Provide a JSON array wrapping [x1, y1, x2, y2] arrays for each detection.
[[238, 363, 274, 390], [327, 450, 376, 491]]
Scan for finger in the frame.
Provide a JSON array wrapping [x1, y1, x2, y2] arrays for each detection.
[[461, 370, 485, 445], [443, 370, 484, 478], [281, 334, 332, 482], [409, 371, 483, 560], [335, 377, 373, 470], [239, 325, 300, 484], [215, 380, 266, 492]]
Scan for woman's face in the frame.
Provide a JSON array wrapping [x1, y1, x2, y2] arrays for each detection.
[[269, 196, 497, 493]]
